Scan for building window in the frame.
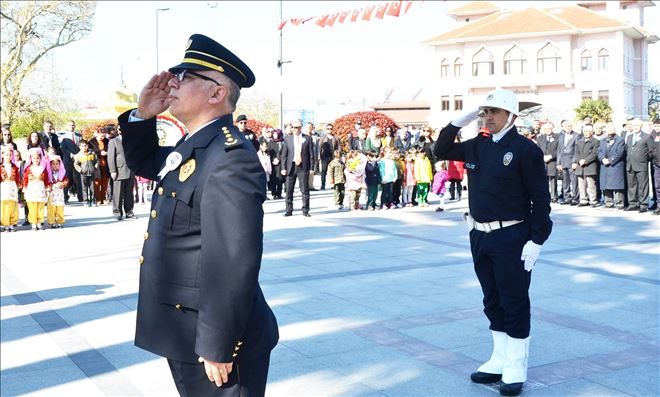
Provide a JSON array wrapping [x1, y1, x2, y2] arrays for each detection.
[[598, 49, 609, 71], [581, 91, 592, 101], [598, 90, 609, 102], [454, 95, 463, 111], [441, 96, 450, 111], [472, 47, 494, 76], [537, 43, 560, 73], [440, 58, 449, 78], [504, 45, 527, 75], [580, 49, 592, 71], [454, 57, 462, 77]]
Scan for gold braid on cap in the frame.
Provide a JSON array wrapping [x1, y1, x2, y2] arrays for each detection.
[[186, 50, 247, 81]]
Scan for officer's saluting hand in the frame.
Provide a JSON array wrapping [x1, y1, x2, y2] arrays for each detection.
[[434, 89, 552, 397]]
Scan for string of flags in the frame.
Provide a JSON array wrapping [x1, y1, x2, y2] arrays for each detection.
[[277, 1, 423, 30]]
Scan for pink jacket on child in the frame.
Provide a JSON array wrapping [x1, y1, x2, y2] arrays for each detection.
[[432, 170, 449, 195]]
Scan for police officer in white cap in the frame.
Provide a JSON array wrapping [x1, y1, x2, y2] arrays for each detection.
[[434, 89, 552, 396]]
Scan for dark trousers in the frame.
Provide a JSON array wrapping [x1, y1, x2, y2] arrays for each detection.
[[167, 353, 271, 397], [285, 169, 310, 214], [561, 167, 578, 203], [381, 182, 393, 206], [548, 175, 558, 201], [113, 178, 135, 216], [269, 174, 283, 198], [654, 165, 660, 207], [470, 223, 532, 338], [320, 159, 331, 189], [366, 184, 379, 208], [626, 170, 649, 209], [603, 190, 624, 208], [449, 180, 462, 199], [333, 183, 345, 206], [81, 175, 95, 204], [393, 180, 403, 205]]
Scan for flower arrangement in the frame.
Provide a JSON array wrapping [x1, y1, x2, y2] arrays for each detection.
[[240, 119, 274, 137], [333, 111, 398, 149]]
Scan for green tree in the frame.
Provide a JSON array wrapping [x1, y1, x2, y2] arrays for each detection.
[[649, 84, 659, 121], [574, 99, 613, 123], [1, 1, 96, 123]]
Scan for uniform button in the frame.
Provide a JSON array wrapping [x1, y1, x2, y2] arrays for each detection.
[[234, 346, 240, 351], [175, 304, 182, 310], [151, 210, 157, 218], [237, 341, 243, 346], [144, 232, 149, 240], [232, 353, 238, 358], [158, 187, 164, 195], [171, 191, 176, 198], [139, 256, 144, 264]]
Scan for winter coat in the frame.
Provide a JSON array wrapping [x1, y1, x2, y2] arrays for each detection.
[[414, 157, 433, 184], [378, 158, 398, 184], [573, 137, 600, 176], [598, 135, 626, 190], [365, 160, 381, 185], [327, 159, 346, 185], [432, 170, 449, 195], [447, 160, 464, 180]]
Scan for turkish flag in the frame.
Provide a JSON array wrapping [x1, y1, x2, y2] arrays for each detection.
[[326, 12, 340, 27], [277, 20, 287, 30], [375, 3, 388, 19], [316, 14, 329, 27], [338, 10, 350, 23], [290, 18, 303, 26], [350, 9, 360, 22], [362, 5, 376, 21], [404, 0, 414, 14], [387, 1, 402, 17]]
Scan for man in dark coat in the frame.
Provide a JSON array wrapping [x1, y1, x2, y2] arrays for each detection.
[[556, 120, 580, 205], [107, 127, 135, 220], [573, 124, 600, 207], [236, 114, 259, 150], [60, 120, 83, 203], [280, 119, 315, 217], [624, 118, 652, 212], [318, 123, 341, 190], [598, 124, 626, 209], [536, 122, 559, 202], [651, 121, 660, 215], [118, 34, 278, 397]]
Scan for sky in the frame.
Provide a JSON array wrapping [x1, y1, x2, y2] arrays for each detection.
[[43, 0, 660, 112]]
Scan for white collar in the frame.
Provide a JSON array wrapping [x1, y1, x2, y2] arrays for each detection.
[[185, 118, 220, 140], [492, 124, 515, 143]]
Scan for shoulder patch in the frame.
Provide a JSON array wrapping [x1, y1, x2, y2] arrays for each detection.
[[221, 126, 243, 151]]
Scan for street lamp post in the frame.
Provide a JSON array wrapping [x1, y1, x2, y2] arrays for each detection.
[[278, 0, 291, 130], [156, 7, 170, 73], [208, 2, 218, 37]]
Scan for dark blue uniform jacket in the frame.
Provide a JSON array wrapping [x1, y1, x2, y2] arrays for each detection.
[[118, 110, 278, 364], [434, 123, 552, 245]]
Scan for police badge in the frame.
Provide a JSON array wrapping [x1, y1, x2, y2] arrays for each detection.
[[179, 159, 196, 182], [503, 152, 513, 166]]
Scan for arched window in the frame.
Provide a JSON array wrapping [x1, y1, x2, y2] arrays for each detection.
[[537, 43, 560, 73], [598, 48, 609, 71], [454, 57, 463, 77], [580, 49, 592, 71], [440, 58, 449, 78], [472, 48, 494, 76], [503, 45, 526, 75]]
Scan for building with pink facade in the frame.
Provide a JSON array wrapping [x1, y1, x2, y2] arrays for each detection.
[[424, 1, 658, 128]]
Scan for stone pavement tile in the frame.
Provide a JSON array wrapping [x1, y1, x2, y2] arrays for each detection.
[[399, 317, 487, 350], [583, 363, 660, 397], [379, 366, 490, 397], [69, 312, 136, 347], [114, 359, 179, 397], [352, 294, 444, 317], [282, 330, 372, 358], [1, 332, 70, 369], [524, 379, 633, 396], [270, 343, 311, 364]]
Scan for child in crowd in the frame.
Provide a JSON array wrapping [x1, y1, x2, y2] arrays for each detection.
[[47, 155, 68, 228], [257, 141, 272, 198], [345, 150, 366, 211], [448, 159, 465, 201], [432, 161, 449, 212], [414, 150, 433, 207], [327, 150, 346, 210], [135, 176, 150, 204], [23, 147, 50, 230], [1, 146, 21, 232], [402, 153, 416, 207], [392, 150, 405, 208], [364, 151, 381, 210], [13, 150, 28, 225], [378, 147, 398, 209], [74, 140, 97, 207]]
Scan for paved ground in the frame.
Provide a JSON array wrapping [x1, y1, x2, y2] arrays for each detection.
[[1, 183, 659, 396]]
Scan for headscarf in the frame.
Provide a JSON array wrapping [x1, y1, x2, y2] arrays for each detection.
[[49, 154, 67, 182], [25, 147, 51, 176]]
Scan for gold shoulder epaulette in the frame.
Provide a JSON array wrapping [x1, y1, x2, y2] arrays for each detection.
[[221, 126, 242, 151]]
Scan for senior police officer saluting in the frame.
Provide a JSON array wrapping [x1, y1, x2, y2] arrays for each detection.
[[434, 89, 552, 396], [117, 34, 278, 397]]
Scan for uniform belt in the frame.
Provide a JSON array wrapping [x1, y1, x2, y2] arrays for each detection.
[[464, 212, 523, 233]]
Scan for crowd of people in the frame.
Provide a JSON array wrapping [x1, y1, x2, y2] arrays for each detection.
[[245, 114, 660, 217], [1, 121, 150, 232]]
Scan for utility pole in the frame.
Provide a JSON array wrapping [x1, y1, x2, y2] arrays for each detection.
[[156, 8, 170, 73], [277, 0, 291, 130]]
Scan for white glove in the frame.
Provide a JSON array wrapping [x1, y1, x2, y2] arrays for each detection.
[[451, 108, 481, 128], [521, 241, 542, 272]]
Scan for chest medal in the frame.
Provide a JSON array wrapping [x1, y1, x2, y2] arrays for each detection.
[[179, 159, 196, 182], [503, 152, 513, 166]]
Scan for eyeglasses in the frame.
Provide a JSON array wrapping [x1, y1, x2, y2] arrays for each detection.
[[291, 126, 302, 129], [175, 70, 222, 86]]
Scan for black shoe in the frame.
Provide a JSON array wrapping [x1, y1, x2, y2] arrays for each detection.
[[559, 201, 569, 205], [590, 204, 599, 208], [117, 215, 123, 221], [309, 188, 318, 191], [283, 212, 292, 217], [22, 220, 30, 226], [570, 201, 579, 206], [624, 206, 639, 211], [470, 371, 502, 384], [578, 203, 589, 207], [435, 207, 444, 212], [653, 208, 660, 215], [639, 207, 648, 213], [125, 212, 135, 219], [303, 213, 311, 217], [500, 382, 523, 396]]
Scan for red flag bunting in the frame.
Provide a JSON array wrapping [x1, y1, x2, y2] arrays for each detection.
[[362, 5, 376, 21], [404, 0, 414, 14], [326, 12, 340, 27], [290, 18, 303, 26], [316, 14, 329, 27], [338, 10, 350, 23], [375, 3, 388, 19], [350, 9, 360, 22], [278, 20, 287, 30], [387, 1, 402, 17]]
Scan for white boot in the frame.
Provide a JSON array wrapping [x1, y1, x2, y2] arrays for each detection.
[[478, 330, 508, 374], [502, 336, 530, 384]]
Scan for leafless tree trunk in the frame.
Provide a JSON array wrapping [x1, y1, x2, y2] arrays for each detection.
[[1, 1, 96, 122]]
